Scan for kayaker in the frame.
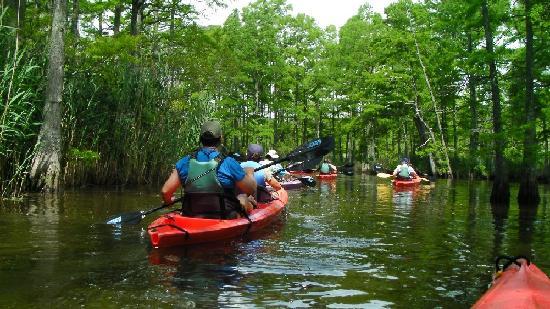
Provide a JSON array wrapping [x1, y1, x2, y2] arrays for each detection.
[[319, 159, 337, 175], [241, 144, 282, 202], [392, 157, 418, 180], [160, 120, 257, 219], [260, 149, 288, 180]]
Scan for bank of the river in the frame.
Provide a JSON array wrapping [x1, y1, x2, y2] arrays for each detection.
[[1, 175, 548, 307]]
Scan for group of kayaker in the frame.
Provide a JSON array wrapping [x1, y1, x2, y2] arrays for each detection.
[[161, 120, 291, 220]]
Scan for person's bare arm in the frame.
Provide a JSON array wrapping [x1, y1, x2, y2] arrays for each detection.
[[266, 176, 282, 190], [236, 167, 257, 196], [161, 169, 181, 205]]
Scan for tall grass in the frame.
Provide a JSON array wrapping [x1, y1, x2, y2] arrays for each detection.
[[0, 16, 44, 198]]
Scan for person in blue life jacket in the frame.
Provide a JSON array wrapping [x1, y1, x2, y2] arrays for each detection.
[[392, 157, 418, 180], [319, 159, 337, 174], [161, 121, 257, 219], [259, 149, 288, 181], [241, 144, 282, 203]]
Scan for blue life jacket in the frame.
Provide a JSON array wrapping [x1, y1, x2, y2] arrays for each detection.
[[183, 151, 240, 219]]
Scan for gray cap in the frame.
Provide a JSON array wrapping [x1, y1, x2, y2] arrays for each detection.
[[200, 120, 222, 139], [247, 144, 263, 156]]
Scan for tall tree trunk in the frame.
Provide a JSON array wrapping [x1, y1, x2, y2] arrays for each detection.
[[517, 0, 539, 205], [413, 115, 437, 177], [169, 0, 175, 34], [71, 0, 79, 37], [98, 11, 103, 35], [482, 0, 510, 204], [130, 0, 143, 35], [316, 100, 321, 138], [544, 117, 549, 181], [30, 0, 66, 192], [412, 77, 437, 176], [467, 33, 479, 179], [302, 100, 307, 144], [412, 31, 453, 178], [113, 5, 122, 35]]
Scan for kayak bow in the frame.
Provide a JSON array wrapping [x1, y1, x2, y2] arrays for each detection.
[[473, 256, 550, 309]]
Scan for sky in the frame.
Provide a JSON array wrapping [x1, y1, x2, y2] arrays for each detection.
[[197, 0, 397, 29]]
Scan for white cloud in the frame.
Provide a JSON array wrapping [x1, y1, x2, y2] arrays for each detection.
[[197, 0, 397, 28]]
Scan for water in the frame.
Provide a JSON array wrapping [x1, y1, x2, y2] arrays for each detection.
[[1, 176, 549, 308]]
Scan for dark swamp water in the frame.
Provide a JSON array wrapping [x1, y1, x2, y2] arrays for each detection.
[[1, 175, 549, 308]]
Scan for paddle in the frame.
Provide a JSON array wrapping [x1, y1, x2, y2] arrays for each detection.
[[258, 137, 334, 187], [106, 136, 334, 225], [376, 172, 429, 182], [263, 136, 335, 172], [106, 197, 183, 225], [273, 168, 316, 187]]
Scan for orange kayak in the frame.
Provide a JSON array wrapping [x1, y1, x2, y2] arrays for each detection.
[[147, 189, 288, 248], [473, 256, 550, 309]]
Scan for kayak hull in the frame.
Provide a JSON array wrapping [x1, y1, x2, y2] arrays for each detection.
[[392, 177, 421, 187], [317, 173, 337, 180], [473, 259, 550, 309], [280, 180, 303, 190], [147, 189, 288, 248], [288, 170, 313, 176]]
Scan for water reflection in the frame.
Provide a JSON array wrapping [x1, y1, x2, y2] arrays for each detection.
[[490, 202, 509, 259], [517, 204, 538, 258], [147, 221, 285, 307], [320, 181, 337, 194], [0, 179, 549, 308]]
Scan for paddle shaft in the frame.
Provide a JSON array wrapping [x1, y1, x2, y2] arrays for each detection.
[[143, 196, 183, 216]]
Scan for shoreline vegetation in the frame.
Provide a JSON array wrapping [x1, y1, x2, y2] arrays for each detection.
[[1, 0, 548, 205]]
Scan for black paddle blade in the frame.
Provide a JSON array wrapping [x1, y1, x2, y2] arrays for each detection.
[[287, 156, 323, 172], [106, 211, 144, 225], [287, 136, 334, 161], [299, 176, 316, 187], [287, 136, 335, 162]]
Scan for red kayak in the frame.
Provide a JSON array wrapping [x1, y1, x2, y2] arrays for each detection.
[[147, 189, 288, 248], [280, 179, 304, 190], [317, 173, 337, 180], [473, 256, 550, 309], [392, 177, 421, 187], [288, 170, 313, 176]]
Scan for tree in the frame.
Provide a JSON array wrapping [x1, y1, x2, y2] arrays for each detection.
[[482, 0, 510, 204], [30, 0, 67, 192], [517, 0, 539, 205]]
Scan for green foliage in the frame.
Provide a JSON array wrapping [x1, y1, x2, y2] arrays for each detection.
[[2, 0, 548, 195]]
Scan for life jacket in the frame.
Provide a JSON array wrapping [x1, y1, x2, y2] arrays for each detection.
[[320, 163, 331, 174], [240, 160, 273, 203], [398, 164, 410, 178], [183, 151, 240, 219]]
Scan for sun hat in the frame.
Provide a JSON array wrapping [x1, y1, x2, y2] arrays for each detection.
[[266, 149, 279, 159]]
